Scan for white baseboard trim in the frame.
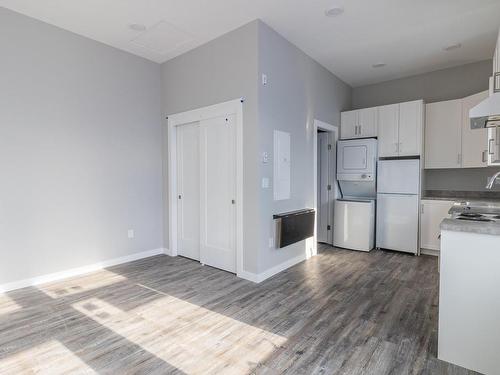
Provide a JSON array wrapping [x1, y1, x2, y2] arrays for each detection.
[[421, 248, 439, 257], [163, 247, 174, 257], [0, 248, 166, 294], [238, 252, 309, 284]]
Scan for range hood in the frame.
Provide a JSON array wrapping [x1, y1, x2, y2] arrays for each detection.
[[470, 72, 500, 129]]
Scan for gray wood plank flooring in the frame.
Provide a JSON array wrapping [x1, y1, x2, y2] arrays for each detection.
[[0, 245, 479, 374]]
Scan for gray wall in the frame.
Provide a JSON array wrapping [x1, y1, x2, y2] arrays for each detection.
[[257, 22, 351, 272], [0, 8, 163, 285], [352, 60, 492, 109], [161, 21, 260, 273], [352, 60, 496, 193], [161, 20, 351, 275]]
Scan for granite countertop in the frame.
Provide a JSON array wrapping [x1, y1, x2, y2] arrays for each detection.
[[441, 218, 500, 236]]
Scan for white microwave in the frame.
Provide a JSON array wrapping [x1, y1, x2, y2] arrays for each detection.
[[488, 125, 500, 166]]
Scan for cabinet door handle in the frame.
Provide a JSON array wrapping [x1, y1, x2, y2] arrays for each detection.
[[482, 150, 487, 163], [489, 138, 494, 155], [358, 125, 362, 135], [421, 204, 424, 214]]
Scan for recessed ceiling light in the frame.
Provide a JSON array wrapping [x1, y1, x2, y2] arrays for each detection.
[[372, 63, 386, 68], [129, 24, 147, 32], [325, 6, 344, 17], [443, 43, 462, 51]]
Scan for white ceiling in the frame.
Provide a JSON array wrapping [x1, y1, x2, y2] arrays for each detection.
[[1, 0, 499, 87]]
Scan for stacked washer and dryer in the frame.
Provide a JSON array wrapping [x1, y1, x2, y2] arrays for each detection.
[[333, 138, 377, 252]]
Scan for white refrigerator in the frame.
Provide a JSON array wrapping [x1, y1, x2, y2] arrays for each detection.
[[376, 159, 420, 254]]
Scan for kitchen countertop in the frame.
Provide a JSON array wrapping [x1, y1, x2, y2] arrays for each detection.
[[441, 218, 500, 236], [423, 190, 500, 202]]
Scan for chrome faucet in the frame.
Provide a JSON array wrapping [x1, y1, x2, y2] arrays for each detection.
[[486, 171, 500, 189]]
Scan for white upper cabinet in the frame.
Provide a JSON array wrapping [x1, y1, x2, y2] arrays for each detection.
[[461, 91, 489, 168], [341, 110, 357, 139], [340, 107, 377, 139], [377, 100, 423, 158], [425, 99, 462, 169], [425, 91, 490, 169], [399, 100, 424, 157], [358, 107, 378, 138], [378, 104, 399, 157]]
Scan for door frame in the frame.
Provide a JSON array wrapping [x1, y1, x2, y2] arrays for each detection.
[[166, 98, 244, 276], [313, 120, 339, 253]]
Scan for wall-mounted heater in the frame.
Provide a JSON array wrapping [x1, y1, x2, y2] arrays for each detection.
[[273, 209, 315, 248]]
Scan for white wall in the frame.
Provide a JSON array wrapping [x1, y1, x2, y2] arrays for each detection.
[[257, 22, 351, 273], [0, 8, 164, 285]]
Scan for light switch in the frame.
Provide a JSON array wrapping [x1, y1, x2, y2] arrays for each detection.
[[262, 177, 270, 189], [262, 74, 268, 86], [262, 152, 269, 164]]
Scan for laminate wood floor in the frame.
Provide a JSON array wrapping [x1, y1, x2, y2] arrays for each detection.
[[0, 245, 479, 375]]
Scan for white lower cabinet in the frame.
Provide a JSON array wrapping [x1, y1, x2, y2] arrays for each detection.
[[420, 199, 454, 252]]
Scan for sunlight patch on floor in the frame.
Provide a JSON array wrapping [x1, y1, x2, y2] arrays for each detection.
[[0, 294, 21, 315], [0, 339, 97, 375], [40, 270, 127, 298], [73, 294, 286, 374]]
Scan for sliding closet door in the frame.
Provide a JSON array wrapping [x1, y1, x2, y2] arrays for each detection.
[[176, 122, 200, 261], [199, 115, 236, 273]]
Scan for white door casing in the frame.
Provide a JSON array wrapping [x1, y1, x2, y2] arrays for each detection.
[[317, 132, 330, 244], [313, 120, 338, 250]]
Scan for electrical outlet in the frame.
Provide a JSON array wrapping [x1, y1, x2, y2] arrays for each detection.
[[127, 229, 134, 239], [262, 73, 268, 86]]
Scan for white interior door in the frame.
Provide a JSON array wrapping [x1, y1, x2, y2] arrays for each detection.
[[199, 115, 236, 273], [176, 122, 200, 261], [317, 132, 331, 244]]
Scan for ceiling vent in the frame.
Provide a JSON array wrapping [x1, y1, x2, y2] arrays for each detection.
[[130, 20, 193, 55]]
